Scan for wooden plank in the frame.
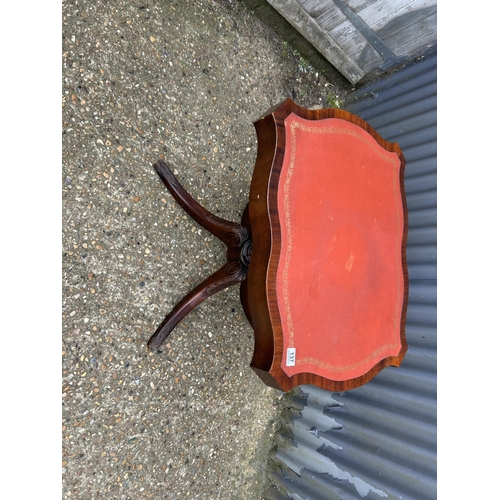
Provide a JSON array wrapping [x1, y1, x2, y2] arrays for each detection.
[[351, 8, 436, 61], [357, 0, 437, 30], [345, 0, 381, 13], [373, 3, 437, 34], [350, 24, 436, 74], [323, 17, 383, 73], [299, 0, 337, 18], [266, 0, 435, 82], [314, 0, 381, 31], [302, 0, 381, 30], [331, 0, 435, 52], [386, 14, 437, 54], [267, 0, 366, 83], [353, 45, 384, 73], [315, 6, 346, 31], [327, 18, 370, 50]]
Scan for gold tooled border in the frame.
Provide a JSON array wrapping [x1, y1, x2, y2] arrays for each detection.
[[280, 115, 403, 375]]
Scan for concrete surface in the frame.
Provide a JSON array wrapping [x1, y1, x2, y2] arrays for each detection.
[[62, 0, 351, 498]]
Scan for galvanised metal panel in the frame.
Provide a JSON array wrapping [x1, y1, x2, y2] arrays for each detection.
[[265, 51, 437, 499]]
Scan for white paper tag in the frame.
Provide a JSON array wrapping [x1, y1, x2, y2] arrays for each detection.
[[286, 348, 296, 366]]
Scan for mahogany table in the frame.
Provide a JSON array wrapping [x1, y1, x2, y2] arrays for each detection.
[[147, 99, 408, 393]]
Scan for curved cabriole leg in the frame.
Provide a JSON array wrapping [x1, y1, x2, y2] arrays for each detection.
[[153, 159, 249, 250], [147, 261, 247, 351]]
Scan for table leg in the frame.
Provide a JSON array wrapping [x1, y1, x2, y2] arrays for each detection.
[[147, 260, 246, 351], [147, 160, 252, 350], [153, 159, 249, 251]]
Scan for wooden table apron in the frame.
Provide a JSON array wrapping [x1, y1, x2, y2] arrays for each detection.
[[244, 99, 409, 392]]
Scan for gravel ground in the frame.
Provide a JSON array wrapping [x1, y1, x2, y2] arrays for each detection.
[[62, 0, 351, 498]]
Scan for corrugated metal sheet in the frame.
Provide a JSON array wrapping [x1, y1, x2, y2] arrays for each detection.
[[264, 51, 437, 499]]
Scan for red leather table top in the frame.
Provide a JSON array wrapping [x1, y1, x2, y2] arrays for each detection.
[[246, 99, 408, 392], [276, 113, 405, 381]]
